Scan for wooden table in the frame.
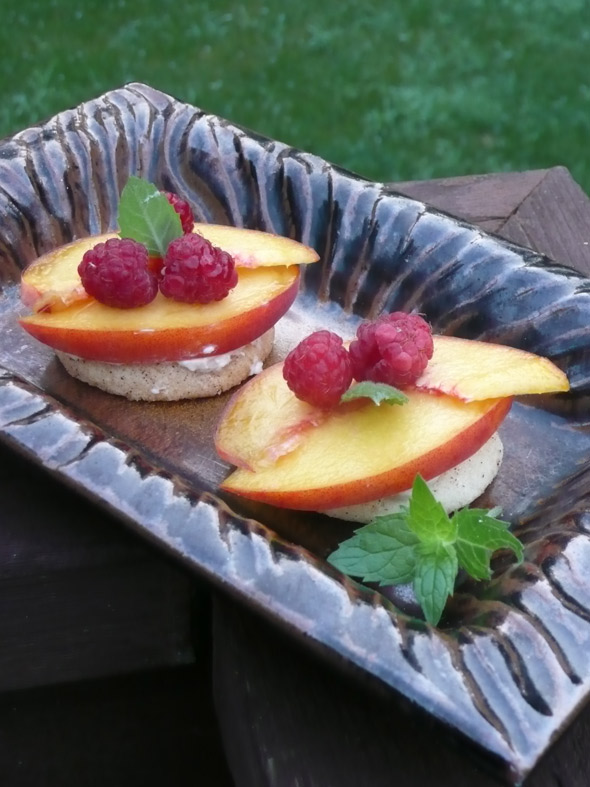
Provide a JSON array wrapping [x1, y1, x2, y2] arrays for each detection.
[[2, 166, 590, 786]]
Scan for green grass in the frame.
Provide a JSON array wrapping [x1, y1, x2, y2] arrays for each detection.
[[2, 0, 590, 191]]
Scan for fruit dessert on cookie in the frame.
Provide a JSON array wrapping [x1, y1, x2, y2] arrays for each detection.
[[215, 312, 570, 518], [216, 311, 569, 625], [19, 177, 319, 400]]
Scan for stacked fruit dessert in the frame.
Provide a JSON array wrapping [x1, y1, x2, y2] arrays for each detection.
[[18, 177, 319, 400], [216, 312, 569, 518], [216, 312, 570, 624]]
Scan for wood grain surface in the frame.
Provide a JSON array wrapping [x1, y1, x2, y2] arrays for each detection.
[[212, 166, 590, 787], [0, 444, 233, 785], [0, 441, 196, 691]]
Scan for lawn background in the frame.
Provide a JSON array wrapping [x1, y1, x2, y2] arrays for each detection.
[[2, 0, 590, 191]]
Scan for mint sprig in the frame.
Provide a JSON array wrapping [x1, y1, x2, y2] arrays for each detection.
[[327, 475, 523, 625], [340, 381, 408, 406], [118, 176, 183, 255]]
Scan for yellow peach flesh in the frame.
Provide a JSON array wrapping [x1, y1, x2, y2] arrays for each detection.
[[20, 266, 300, 363], [216, 365, 327, 470], [192, 224, 319, 267], [21, 226, 318, 310], [218, 360, 511, 509], [417, 335, 569, 400]]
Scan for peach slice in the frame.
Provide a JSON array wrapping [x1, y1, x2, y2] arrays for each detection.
[[415, 335, 569, 401], [21, 236, 105, 311], [20, 266, 300, 363], [21, 227, 319, 312], [27, 285, 93, 313], [216, 365, 329, 471], [217, 361, 512, 510], [192, 224, 319, 268], [217, 334, 569, 473]]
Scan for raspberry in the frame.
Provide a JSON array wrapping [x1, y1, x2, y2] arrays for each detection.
[[349, 312, 433, 386], [160, 233, 238, 303], [164, 191, 195, 234], [78, 238, 158, 308], [283, 331, 353, 408]]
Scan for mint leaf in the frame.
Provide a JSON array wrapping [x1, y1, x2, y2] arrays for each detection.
[[340, 381, 408, 406], [328, 514, 419, 585], [118, 176, 183, 255], [454, 508, 523, 579], [326, 474, 525, 628], [407, 475, 457, 544], [454, 540, 492, 581], [413, 541, 458, 625]]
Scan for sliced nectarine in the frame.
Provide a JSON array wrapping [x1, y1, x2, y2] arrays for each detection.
[[27, 286, 93, 313], [20, 266, 300, 363], [216, 333, 569, 475], [21, 227, 318, 312], [416, 335, 569, 400], [21, 237, 103, 310], [217, 360, 512, 510], [216, 365, 329, 471], [192, 224, 319, 268]]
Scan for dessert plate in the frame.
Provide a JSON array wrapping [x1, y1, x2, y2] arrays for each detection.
[[2, 83, 590, 784]]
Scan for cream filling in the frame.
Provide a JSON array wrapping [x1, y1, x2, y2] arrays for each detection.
[[56, 328, 274, 402], [323, 432, 504, 522], [63, 339, 260, 376], [178, 348, 242, 373]]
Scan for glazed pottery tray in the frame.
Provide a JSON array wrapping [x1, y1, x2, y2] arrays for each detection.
[[2, 83, 590, 785]]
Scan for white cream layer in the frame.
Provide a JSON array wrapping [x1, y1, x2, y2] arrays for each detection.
[[56, 329, 273, 401], [178, 348, 242, 373]]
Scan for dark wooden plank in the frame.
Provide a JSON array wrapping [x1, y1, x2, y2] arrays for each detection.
[[0, 442, 196, 690], [0, 560, 195, 692], [212, 168, 590, 787], [0, 665, 234, 787], [212, 594, 590, 787], [394, 166, 590, 278], [1, 443, 157, 577], [498, 166, 590, 276], [392, 169, 549, 234]]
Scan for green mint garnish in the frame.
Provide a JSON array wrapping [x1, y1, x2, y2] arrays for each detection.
[[454, 507, 523, 580], [340, 381, 408, 406], [413, 540, 458, 627], [407, 474, 456, 544], [118, 175, 183, 256], [334, 514, 419, 586], [327, 475, 523, 626]]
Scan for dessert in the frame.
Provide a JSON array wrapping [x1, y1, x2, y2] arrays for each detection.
[[215, 313, 570, 518], [216, 313, 570, 625], [19, 177, 319, 400]]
